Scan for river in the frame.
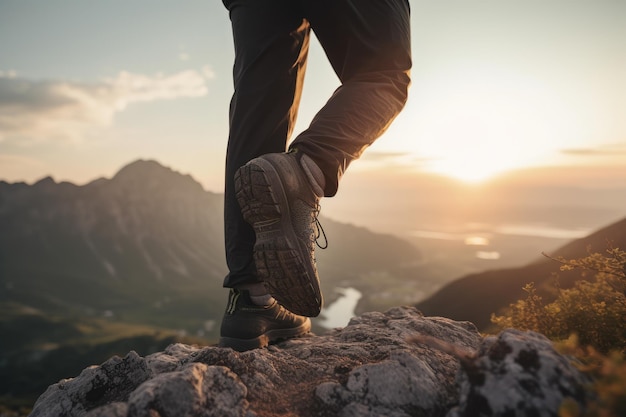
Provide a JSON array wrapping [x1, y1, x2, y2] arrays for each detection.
[[316, 287, 362, 329]]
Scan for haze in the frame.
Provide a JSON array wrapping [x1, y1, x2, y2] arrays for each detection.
[[1, 0, 625, 246]]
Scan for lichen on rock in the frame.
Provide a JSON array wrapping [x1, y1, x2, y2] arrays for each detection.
[[29, 307, 589, 417]]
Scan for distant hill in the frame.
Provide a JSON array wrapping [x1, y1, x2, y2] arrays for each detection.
[[0, 160, 225, 331], [415, 216, 626, 330], [0, 159, 420, 337], [0, 159, 422, 409]]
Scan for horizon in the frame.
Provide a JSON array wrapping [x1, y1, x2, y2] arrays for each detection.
[[2, 155, 625, 324], [5, 157, 625, 252], [7, 155, 626, 191], [1, 0, 625, 194]]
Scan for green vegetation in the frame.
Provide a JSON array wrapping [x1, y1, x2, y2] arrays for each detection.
[[491, 247, 626, 417], [0, 304, 211, 416]]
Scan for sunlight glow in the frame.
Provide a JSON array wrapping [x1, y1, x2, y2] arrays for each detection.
[[427, 152, 517, 184], [382, 64, 587, 183], [464, 236, 490, 246], [476, 251, 501, 260]]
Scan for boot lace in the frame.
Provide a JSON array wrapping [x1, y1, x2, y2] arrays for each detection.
[[313, 204, 328, 250]]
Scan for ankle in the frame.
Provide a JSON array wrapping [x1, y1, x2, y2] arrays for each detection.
[[236, 283, 274, 306], [298, 152, 325, 198], [250, 293, 275, 306]]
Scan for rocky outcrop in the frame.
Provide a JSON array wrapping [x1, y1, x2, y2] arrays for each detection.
[[447, 329, 591, 417], [29, 307, 589, 417]]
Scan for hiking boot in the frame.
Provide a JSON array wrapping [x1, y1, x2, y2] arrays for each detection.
[[219, 289, 311, 351], [234, 151, 324, 317]]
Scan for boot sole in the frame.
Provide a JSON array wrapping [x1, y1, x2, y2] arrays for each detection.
[[235, 159, 323, 317]]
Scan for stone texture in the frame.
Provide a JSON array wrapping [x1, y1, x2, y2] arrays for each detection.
[[127, 363, 248, 417], [29, 307, 590, 417], [447, 329, 591, 417], [31, 351, 150, 417]]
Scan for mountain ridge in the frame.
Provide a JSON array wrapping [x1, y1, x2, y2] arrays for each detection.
[[0, 159, 420, 335], [0, 159, 423, 408], [416, 216, 626, 329]]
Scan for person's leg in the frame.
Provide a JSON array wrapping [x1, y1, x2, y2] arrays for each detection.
[[222, 0, 311, 289], [233, 0, 411, 318], [293, 0, 412, 196], [220, 0, 312, 350]]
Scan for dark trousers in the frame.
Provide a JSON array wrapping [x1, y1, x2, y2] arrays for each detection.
[[222, 0, 412, 288]]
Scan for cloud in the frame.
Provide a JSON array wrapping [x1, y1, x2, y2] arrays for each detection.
[[108, 70, 208, 109], [560, 142, 626, 156], [202, 65, 216, 79], [361, 151, 411, 162], [0, 70, 17, 78], [358, 150, 437, 170], [0, 69, 211, 144]]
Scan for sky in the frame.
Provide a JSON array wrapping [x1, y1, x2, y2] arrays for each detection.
[[1, 0, 625, 193]]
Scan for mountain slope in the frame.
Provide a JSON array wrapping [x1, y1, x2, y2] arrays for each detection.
[[415, 216, 626, 330], [0, 159, 420, 335], [0, 160, 423, 410], [0, 161, 223, 324]]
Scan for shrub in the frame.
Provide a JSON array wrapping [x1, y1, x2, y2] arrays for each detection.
[[492, 247, 626, 417], [557, 336, 626, 417], [491, 247, 626, 354]]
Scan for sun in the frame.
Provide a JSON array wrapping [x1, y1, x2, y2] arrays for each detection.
[[403, 111, 539, 184], [426, 154, 511, 184], [422, 137, 530, 184], [380, 63, 577, 184]]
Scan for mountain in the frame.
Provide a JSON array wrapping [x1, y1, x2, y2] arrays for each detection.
[[0, 160, 225, 330], [0, 159, 423, 411], [415, 216, 626, 329], [0, 159, 420, 337]]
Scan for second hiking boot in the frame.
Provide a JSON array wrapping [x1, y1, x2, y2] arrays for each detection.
[[219, 289, 311, 351], [235, 151, 324, 317]]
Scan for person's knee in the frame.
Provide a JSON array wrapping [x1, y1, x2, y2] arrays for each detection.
[[379, 69, 410, 112], [394, 70, 411, 108]]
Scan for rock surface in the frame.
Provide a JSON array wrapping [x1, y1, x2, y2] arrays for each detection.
[[29, 307, 589, 417], [448, 329, 591, 417]]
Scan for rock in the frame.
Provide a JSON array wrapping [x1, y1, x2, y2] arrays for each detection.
[[126, 364, 248, 417], [29, 307, 590, 417], [447, 329, 591, 417], [30, 351, 150, 417]]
